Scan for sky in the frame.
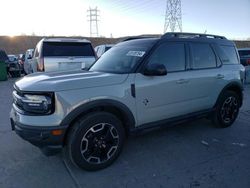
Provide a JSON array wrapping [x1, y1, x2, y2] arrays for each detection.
[[0, 0, 249, 39]]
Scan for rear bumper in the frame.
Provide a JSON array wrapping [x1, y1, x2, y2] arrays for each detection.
[[10, 118, 67, 156]]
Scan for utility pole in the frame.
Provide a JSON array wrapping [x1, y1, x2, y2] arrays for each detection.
[[163, 0, 182, 33], [87, 7, 100, 37]]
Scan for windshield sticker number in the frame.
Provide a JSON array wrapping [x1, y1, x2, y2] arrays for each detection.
[[126, 51, 145, 57]]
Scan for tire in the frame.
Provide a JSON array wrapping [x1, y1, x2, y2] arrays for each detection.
[[64, 112, 125, 171], [212, 91, 240, 128]]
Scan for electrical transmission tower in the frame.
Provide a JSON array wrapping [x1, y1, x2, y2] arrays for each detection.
[[87, 7, 100, 37], [163, 0, 182, 33]]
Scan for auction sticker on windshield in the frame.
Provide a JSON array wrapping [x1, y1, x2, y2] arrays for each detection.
[[126, 51, 145, 57]]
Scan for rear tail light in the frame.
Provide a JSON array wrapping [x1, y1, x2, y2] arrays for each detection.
[[247, 59, 250, 65], [37, 57, 44, 71]]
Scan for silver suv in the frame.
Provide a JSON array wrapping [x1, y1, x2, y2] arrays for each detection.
[[30, 38, 96, 73], [10, 33, 245, 171]]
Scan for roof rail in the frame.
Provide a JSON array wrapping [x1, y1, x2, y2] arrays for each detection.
[[162, 32, 226, 39]]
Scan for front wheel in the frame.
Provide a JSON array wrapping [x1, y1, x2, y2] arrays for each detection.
[[212, 91, 240, 128], [65, 112, 125, 171]]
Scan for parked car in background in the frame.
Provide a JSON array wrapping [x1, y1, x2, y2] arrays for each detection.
[[95, 44, 114, 58], [30, 38, 96, 73], [7, 55, 21, 77], [24, 49, 34, 74], [18, 54, 25, 74], [238, 48, 250, 66]]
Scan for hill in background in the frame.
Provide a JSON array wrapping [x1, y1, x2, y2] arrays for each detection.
[[0, 35, 249, 54]]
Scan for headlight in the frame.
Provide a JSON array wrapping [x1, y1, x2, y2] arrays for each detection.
[[13, 91, 54, 115]]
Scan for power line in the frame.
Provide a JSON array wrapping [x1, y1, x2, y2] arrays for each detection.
[[164, 0, 182, 33], [87, 7, 100, 37]]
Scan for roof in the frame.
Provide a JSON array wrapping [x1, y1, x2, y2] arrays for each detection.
[[160, 32, 233, 46], [120, 35, 160, 42], [42, 37, 91, 43], [162, 32, 226, 39], [117, 38, 159, 47], [117, 32, 233, 46], [95, 44, 115, 47]]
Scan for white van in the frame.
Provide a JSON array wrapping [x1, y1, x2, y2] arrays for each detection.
[[31, 38, 97, 73]]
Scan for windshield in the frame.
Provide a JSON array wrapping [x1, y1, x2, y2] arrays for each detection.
[[8, 55, 16, 62], [90, 45, 147, 73]]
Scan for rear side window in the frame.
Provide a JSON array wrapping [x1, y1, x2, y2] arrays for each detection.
[[190, 43, 217, 69], [217, 45, 239, 64], [43, 42, 95, 57], [148, 43, 186, 72]]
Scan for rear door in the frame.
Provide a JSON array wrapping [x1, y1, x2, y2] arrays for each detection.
[[187, 42, 224, 110], [42, 42, 96, 72]]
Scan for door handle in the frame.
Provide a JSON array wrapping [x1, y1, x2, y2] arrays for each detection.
[[176, 79, 189, 84], [216, 74, 224, 79]]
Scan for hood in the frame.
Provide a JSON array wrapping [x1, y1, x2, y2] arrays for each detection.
[[15, 70, 129, 92]]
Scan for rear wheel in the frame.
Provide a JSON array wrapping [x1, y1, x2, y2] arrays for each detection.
[[65, 112, 125, 171], [212, 91, 240, 128]]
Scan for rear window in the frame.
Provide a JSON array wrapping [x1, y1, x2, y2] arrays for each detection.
[[8, 55, 17, 62], [43, 42, 95, 57], [218, 45, 239, 64], [238, 50, 250, 57]]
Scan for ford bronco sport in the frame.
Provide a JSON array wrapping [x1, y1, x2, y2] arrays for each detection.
[[10, 32, 245, 171]]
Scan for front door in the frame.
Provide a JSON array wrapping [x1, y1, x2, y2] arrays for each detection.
[[135, 42, 194, 125]]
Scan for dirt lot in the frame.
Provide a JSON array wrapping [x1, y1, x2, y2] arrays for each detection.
[[0, 78, 250, 188]]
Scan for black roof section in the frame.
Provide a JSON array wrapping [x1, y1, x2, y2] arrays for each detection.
[[116, 38, 159, 48], [161, 32, 234, 46], [119, 35, 160, 42], [117, 32, 234, 46], [162, 32, 226, 39]]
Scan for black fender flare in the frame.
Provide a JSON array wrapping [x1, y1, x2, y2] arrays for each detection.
[[60, 99, 136, 131], [214, 81, 244, 108]]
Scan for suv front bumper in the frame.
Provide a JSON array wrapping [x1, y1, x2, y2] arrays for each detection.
[[10, 109, 67, 156]]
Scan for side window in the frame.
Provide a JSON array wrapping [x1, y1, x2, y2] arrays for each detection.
[[190, 43, 217, 69], [217, 45, 239, 64], [148, 43, 185, 72]]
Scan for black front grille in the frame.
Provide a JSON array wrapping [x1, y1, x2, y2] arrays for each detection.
[[13, 90, 24, 111]]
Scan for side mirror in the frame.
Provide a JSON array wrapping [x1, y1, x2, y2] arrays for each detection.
[[144, 63, 167, 76]]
